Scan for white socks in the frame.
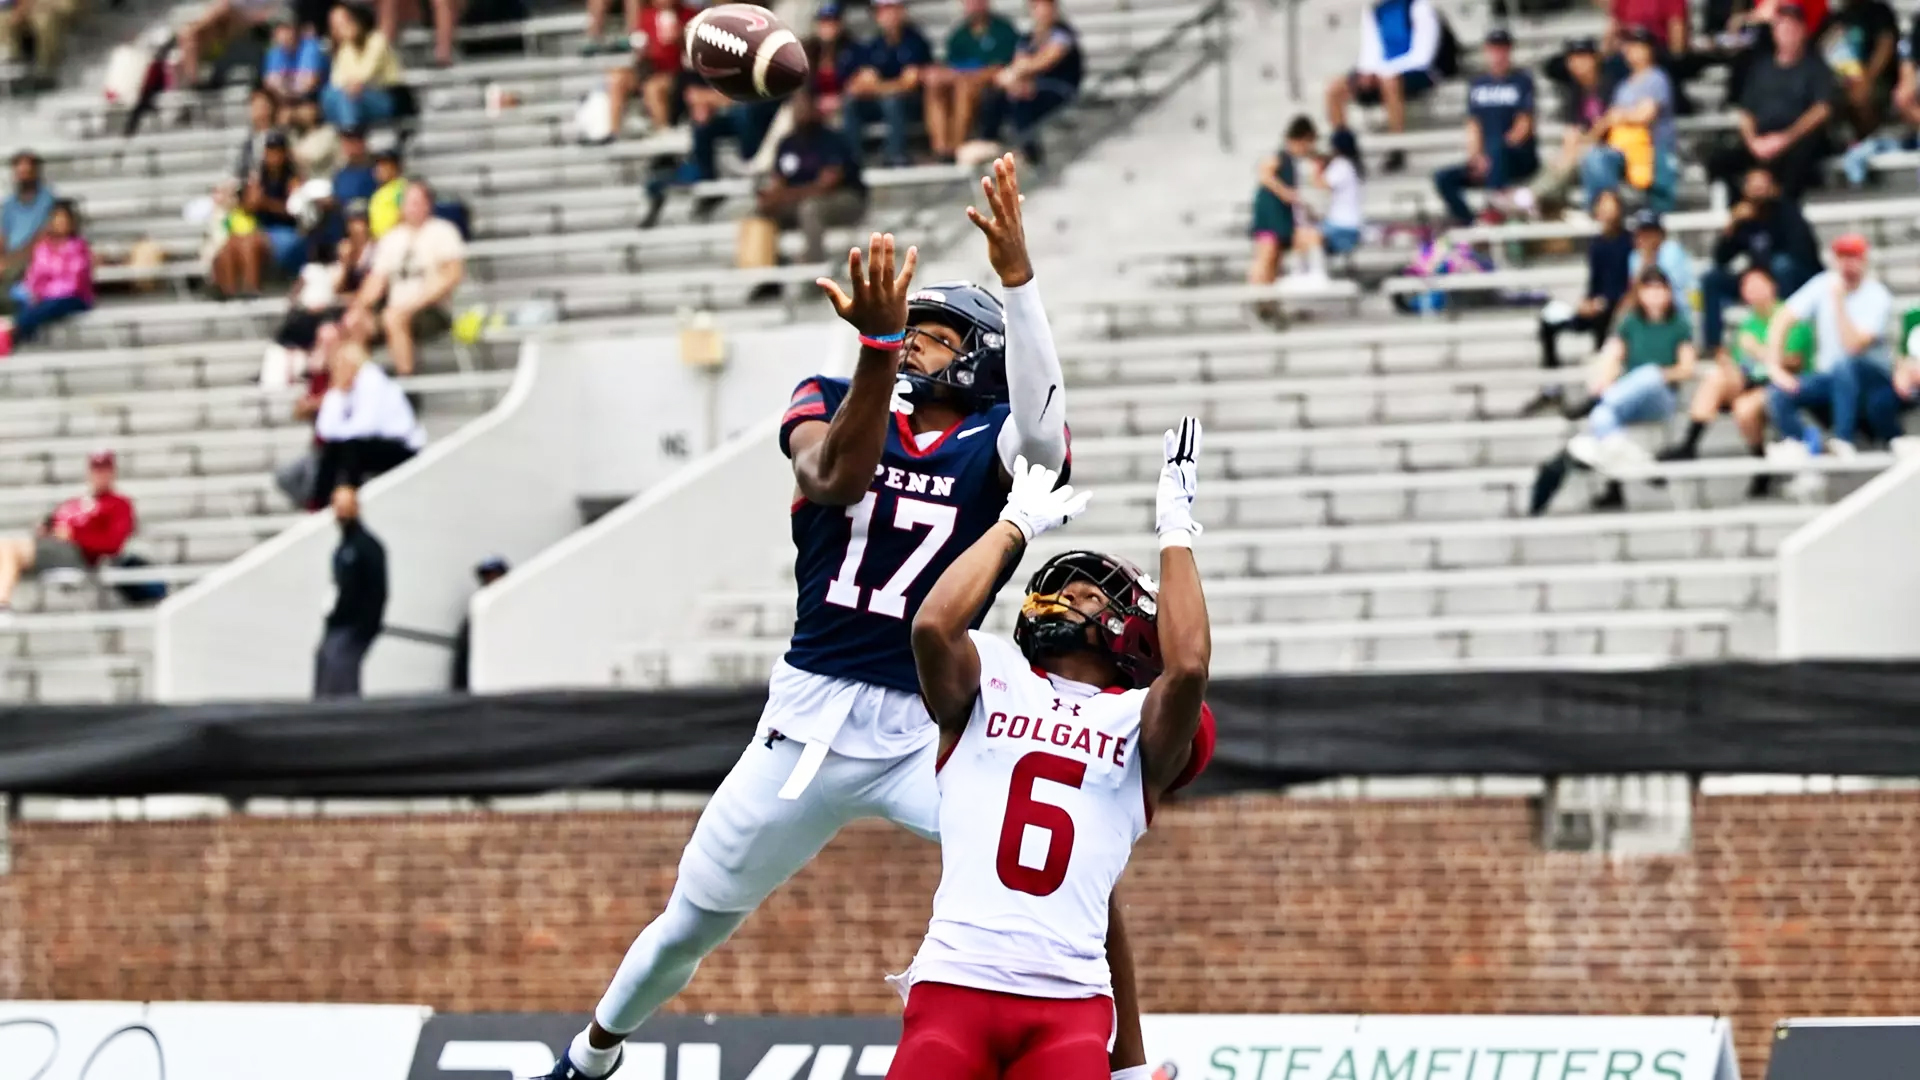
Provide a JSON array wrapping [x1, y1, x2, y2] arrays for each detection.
[[569, 1031, 622, 1079]]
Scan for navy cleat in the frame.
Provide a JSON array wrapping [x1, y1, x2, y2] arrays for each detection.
[[530, 1048, 621, 1080]]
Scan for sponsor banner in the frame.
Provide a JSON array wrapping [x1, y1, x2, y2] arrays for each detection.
[[0, 1001, 429, 1080], [1138, 1015, 1741, 1080], [1765, 1017, 1920, 1080], [407, 1013, 901, 1080]]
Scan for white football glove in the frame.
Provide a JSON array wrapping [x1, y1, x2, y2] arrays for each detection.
[[890, 374, 915, 416], [1156, 416, 1203, 549], [999, 455, 1092, 542]]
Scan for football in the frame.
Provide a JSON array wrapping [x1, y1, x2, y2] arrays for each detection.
[[683, 3, 810, 103]]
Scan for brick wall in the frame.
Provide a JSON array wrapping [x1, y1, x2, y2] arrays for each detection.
[[5, 791, 1920, 1076]]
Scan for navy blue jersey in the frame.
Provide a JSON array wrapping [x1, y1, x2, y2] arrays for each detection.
[[780, 376, 1013, 693]]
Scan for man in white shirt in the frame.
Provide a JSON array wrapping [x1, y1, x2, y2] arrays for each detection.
[[350, 181, 465, 376], [1325, 0, 1443, 173], [1766, 233, 1900, 453], [312, 342, 426, 497]]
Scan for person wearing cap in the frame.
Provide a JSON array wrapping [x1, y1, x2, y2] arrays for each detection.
[[1, 151, 55, 307], [1325, 0, 1442, 174], [0, 450, 135, 619], [1766, 233, 1900, 454], [974, 0, 1083, 164], [451, 556, 509, 691], [1580, 25, 1678, 209], [316, 484, 387, 698], [213, 130, 308, 298], [1699, 167, 1817, 352], [925, 0, 1020, 160], [1529, 37, 1617, 213], [804, 3, 857, 114], [4, 198, 93, 349], [1433, 28, 1538, 226], [842, 0, 935, 168], [1708, 1, 1834, 203]]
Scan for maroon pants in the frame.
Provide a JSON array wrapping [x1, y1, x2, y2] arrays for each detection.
[[888, 981, 1114, 1080]]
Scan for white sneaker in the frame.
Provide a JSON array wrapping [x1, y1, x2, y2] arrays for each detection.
[[1598, 433, 1650, 473], [1825, 438, 1858, 459], [1892, 435, 1920, 459], [1767, 439, 1813, 465], [1566, 433, 1602, 468]]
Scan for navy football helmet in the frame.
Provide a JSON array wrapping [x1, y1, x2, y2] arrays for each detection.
[[900, 280, 1008, 411], [1014, 550, 1163, 690]]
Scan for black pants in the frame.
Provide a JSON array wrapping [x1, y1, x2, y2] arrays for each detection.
[[314, 626, 373, 698], [1538, 310, 1610, 371], [1707, 137, 1824, 205], [312, 437, 416, 501]]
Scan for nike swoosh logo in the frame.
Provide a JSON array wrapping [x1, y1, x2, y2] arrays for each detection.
[[956, 425, 991, 439], [1041, 384, 1057, 418]]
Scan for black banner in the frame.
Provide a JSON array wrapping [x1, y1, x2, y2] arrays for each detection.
[[407, 1013, 899, 1080], [6, 661, 1920, 797], [1764, 1019, 1920, 1080]]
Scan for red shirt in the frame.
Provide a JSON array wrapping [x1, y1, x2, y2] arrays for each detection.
[[1613, 0, 1688, 36], [634, 5, 699, 73], [50, 491, 136, 563]]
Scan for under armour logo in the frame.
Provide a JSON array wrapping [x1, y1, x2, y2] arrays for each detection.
[[1052, 698, 1081, 716]]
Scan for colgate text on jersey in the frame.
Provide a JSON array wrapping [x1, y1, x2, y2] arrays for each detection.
[[984, 710, 1130, 767]]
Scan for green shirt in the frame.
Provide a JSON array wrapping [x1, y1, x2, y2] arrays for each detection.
[[1731, 311, 1812, 382], [1616, 310, 1693, 372], [944, 14, 1019, 69]]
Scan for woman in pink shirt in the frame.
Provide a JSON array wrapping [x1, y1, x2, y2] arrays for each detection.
[[6, 200, 94, 346]]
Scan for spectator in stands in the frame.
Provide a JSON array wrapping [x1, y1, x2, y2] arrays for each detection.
[[842, 0, 933, 167], [352, 180, 464, 375], [1581, 27, 1677, 210], [1893, 7, 1920, 125], [333, 128, 378, 206], [313, 341, 425, 498], [1, 152, 53, 301], [315, 483, 386, 698], [276, 322, 341, 509], [1298, 128, 1367, 278], [1627, 209, 1695, 311], [1768, 233, 1899, 454], [1326, 0, 1442, 174], [806, 3, 855, 115], [1709, 2, 1833, 203], [213, 133, 307, 298], [4, 199, 92, 348], [977, 0, 1083, 163], [1530, 37, 1614, 213], [378, 0, 458, 69], [752, 89, 866, 267], [1433, 29, 1537, 226], [451, 555, 508, 691], [641, 89, 783, 229], [1660, 265, 1811, 496], [1531, 267, 1698, 514], [603, 0, 698, 139], [1247, 116, 1318, 294], [925, 0, 1020, 160], [3, 0, 77, 88], [234, 87, 285, 183], [274, 209, 372, 374], [289, 99, 342, 175], [1822, 0, 1898, 141], [1530, 189, 1632, 415], [0, 450, 135, 618], [322, 3, 404, 132], [264, 18, 330, 105], [1610, 0, 1691, 55], [1698, 167, 1817, 352], [367, 149, 406, 238], [585, 0, 640, 54]]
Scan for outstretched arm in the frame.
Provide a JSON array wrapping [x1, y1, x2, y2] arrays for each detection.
[[968, 154, 1069, 481], [1139, 419, 1211, 796], [790, 233, 921, 506], [912, 458, 1091, 731]]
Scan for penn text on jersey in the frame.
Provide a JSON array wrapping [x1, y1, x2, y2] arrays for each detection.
[[874, 464, 958, 497]]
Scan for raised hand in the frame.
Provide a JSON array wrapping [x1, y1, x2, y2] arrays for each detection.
[[816, 232, 920, 337], [998, 455, 1091, 542], [965, 153, 1034, 288], [1156, 417, 1203, 547]]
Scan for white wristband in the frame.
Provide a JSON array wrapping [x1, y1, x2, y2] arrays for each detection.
[[1157, 528, 1194, 551], [998, 512, 1036, 544], [1112, 1066, 1155, 1080]]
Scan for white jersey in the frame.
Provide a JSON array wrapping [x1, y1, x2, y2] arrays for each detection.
[[903, 630, 1150, 1000]]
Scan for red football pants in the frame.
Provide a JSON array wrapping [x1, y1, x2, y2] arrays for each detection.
[[887, 981, 1114, 1080]]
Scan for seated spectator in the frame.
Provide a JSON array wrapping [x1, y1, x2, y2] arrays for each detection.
[[0, 450, 135, 618], [1246, 116, 1318, 292], [332, 128, 379, 205], [179, 0, 282, 87], [1529, 37, 1616, 214], [234, 87, 285, 183], [367, 149, 406, 238], [312, 342, 426, 498], [1298, 128, 1367, 278], [751, 89, 867, 267], [1660, 265, 1812, 496], [322, 3, 404, 132], [2, 151, 53, 302], [1892, 6, 1920, 126], [276, 322, 342, 509], [3, 199, 92, 349], [603, 0, 699, 140], [1698, 167, 1818, 352], [1821, 0, 1897, 141], [806, 3, 856, 115], [585, 0, 641, 54], [1708, 2, 1833, 203], [1626, 209, 1695, 312], [1433, 29, 1538, 226], [3, 0, 78, 88], [977, 0, 1083, 163], [1326, 0, 1442, 173], [263, 18, 330, 104], [641, 89, 783, 228], [378, 0, 458, 69], [1767, 233, 1898, 455], [276, 208, 373, 361], [842, 0, 933, 168], [1531, 189, 1633, 414], [1581, 27, 1677, 209], [925, 0, 1020, 159], [1610, 0, 1692, 56], [1530, 267, 1698, 514], [213, 133, 307, 298], [351, 180, 465, 375], [288, 98, 341, 176]]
